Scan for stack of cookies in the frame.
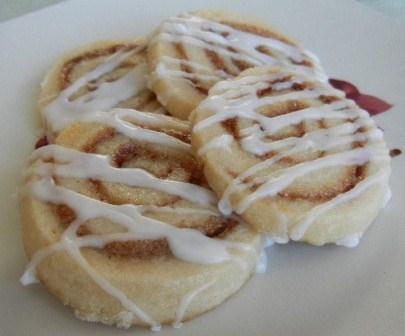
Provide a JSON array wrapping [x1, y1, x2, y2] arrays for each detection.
[[20, 10, 391, 330]]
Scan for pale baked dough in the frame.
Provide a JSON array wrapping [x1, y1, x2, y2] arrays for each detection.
[[148, 10, 323, 119], [21, 112, 262, 328]]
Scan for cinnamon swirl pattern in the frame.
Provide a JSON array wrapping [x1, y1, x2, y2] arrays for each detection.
[[191, 66, 391, 246], [148, 10, 326, 119], [39, 39, 166, 139], [21, 111, 263, 329]]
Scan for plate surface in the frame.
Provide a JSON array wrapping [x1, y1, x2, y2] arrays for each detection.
[[0, 0, 404, 335]]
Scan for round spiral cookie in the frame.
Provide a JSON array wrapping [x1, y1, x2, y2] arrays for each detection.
[[20, 109, 263, 329], [148, 10, 325, 119], [39, 39, 166, 139], [191, 66, 391, 246]]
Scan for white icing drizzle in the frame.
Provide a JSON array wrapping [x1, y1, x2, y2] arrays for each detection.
[[137, 205, 219, 217], [239, 120, 377, 156], [30, 145, 214, 206], [335, 232, 363, 248], [155, 60, 229, 83], [236, 146, 387, 214], [43, 46, 149, 134], [151, 55, 231, 95], [172, 279, 216, 328], [109, 107, 186, 129], [20, 241, 64, 285], [255, 248, 268, 274], [383, 187, 392, 208], [193, 69, 390, 243], [194, 84, 345, 133], [197, 134, 233, 156], [263, 235, 275, 247], [47, 107, 192, 153], [213, 72, 299, 93], [153, 14, 326, 84], [67, 243, 160, 329], [24, 177, 233, 268], [290, 168, 390, 241], [160, 55, 231, 80], [151, 325, 162, 332]]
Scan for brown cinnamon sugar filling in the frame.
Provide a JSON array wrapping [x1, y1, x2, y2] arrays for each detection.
[[220, 20, 293, 45], [60, 43, 140, 89], [290, 58, 312, 67], [173, 43, 209, 95], [219, 21, 315, 67], [221, 118, 240, 140], [205, 49, 236, 76], [104, 216, 238, 259], [55, 204, 77, 226], [256, 76, 294, 98], [231, 58, 252, 72]]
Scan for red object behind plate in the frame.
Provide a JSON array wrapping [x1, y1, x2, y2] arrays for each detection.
[[329, 78, 392, 116]]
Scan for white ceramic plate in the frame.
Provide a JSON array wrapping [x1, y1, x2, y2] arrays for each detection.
[[1, 0, 404, 335]]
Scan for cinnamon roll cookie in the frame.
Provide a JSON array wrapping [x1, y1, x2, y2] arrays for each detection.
[[20, 109, 263, 329], [191, 66, 391, 246], [148, 10, 325, 119], [39, 39, 166, 139]]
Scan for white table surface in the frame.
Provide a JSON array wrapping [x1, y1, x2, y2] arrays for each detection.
[[1, 0, 405, 23]]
